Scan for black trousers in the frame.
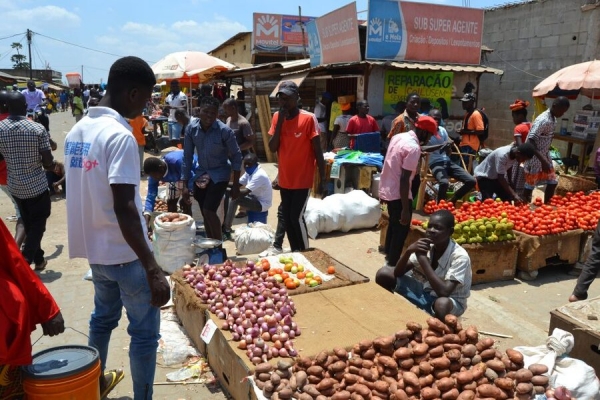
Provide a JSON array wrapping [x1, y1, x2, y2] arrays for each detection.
[[476, 177, 513, 201], [573, 219, 600, 299], [384, 199, 412, 267], [279, 188, 310, 252], [272, 202, 286, 250], [14, 190, 51, 264]]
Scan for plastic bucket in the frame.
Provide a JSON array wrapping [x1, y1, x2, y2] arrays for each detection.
[[22, 345, 101, 400]]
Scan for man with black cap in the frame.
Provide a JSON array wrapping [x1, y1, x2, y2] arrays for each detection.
[[458, 93, 485, 163], [379, 115, 438, 269], [268, 81, 326, 252]]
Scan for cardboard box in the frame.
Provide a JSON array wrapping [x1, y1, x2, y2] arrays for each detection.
[[205, 282, 429, 400], [173, 249, 369, 354], [549, 297, 600, 376], [516, 230, 583, 272]]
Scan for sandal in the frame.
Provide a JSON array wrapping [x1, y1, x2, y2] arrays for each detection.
[[235, 211, 247, 218], [100, 369, 125, 399], [34, 260, 47, 271]]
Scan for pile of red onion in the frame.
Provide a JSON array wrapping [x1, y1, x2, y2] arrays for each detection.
[[182, 259, 300, 364]]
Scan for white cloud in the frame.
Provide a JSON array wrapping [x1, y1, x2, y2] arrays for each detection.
[[121, 22, 178, 41], [4, 5, 80, 25]]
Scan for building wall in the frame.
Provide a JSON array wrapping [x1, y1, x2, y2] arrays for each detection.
[[209, 34, 253, 64], [478, 0, 600, 149]]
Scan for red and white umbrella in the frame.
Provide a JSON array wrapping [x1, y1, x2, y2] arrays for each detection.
[[151, 51, 235, 84], [533, 60, 600, 99]]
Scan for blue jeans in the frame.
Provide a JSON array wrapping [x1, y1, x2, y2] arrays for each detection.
[[167, 121, 182, 141], [89, 260, 160, 400], [395, 274, 464, 316]]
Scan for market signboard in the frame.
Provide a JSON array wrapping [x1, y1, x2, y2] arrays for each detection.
[[383, 70, 454, 115], [366, 0, 484, 65], [253, 13, 316, 54], [306, 2, 361, 68]]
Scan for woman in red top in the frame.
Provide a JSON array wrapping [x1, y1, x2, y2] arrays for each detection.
[[509, 99, 531, 196]]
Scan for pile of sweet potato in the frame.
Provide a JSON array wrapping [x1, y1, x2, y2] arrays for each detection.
[[157, 212, 188, 223], [253, 315, 550, 400], [154, 199, 168, 212]]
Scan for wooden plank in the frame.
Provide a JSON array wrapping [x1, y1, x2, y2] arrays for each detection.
[[256, 94, 276, 162]]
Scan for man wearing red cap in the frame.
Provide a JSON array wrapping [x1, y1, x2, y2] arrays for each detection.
[[378, 115, 438, 268]]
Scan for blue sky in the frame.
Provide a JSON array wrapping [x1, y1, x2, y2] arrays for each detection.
[[0, 0, 506, 84]]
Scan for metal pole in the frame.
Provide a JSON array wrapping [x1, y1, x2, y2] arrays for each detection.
[[26, 29, 33, 79], [299, 6, 307, 59], [81, 65, 84, 85]]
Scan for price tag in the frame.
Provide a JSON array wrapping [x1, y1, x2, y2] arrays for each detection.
[[330, 161, 341, 179], [200, 319, 218, 344]]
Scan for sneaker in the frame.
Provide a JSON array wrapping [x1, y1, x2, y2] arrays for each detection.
[[34, 259, 47, 271], [222, 231, 233, 241], [259, 246, 283, 257]]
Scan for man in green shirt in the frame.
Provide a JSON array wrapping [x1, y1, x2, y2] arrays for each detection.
[[72, 88, 84, 122]]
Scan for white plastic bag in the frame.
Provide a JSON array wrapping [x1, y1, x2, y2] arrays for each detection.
[[153, 213, 196, 274], [234, 223, 274, 255], [304, 190, 381, 239], [514, 328, 600, 400]]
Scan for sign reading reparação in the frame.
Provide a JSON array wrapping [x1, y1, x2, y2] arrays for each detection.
[[383, 70, 454, 115], [366, 0, 484, 65]]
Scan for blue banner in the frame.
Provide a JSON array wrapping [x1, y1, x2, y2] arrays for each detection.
[[306, 20, 322, 67], [366, 0, 406, 60]]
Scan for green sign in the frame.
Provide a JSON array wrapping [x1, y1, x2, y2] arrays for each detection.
[[383, 70, 454, 115]]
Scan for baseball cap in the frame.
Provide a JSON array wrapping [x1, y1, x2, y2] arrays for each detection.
[[276, 81, 299, 97], [340, 103, 351, 111], [414, 115, 439, 136], [460, 93, 476, 102]]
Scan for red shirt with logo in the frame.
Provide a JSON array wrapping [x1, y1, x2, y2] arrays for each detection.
[[269, 110, 319, 189]]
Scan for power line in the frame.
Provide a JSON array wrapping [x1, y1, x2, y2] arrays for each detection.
[[31, 31, 126, 59], [0, 32, 27, 41]]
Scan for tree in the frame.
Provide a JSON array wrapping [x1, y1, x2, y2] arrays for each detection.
[[10, 42, 30, 70]]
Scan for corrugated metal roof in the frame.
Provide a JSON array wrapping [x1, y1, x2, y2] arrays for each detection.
[[208, 32, 251, 54], [220, 59, 311, 77], [282, 60, 504, 76]]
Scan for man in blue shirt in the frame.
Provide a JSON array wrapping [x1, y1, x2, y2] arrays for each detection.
[[181, 96, 242, 241], [428, 109, 476, 204], [142, 150, 197, 233]]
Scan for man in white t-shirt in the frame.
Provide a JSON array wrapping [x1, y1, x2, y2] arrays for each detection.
[[164, 79, 188, 146], [64, 56, 169, 400], [222, 153, 272, 237]]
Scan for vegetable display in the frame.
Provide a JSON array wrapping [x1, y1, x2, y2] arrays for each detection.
[[181, 260, 300, 364], [157, 212, 189, 223], [549, 191, 600, 231], [253, 315, 551, 399], [153, 199, 168, 212]]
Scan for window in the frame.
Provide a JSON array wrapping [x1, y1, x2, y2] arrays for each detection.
[[243, 44, 247, 50], [224, 53, 227, 58], [233, 49, 236, 55]]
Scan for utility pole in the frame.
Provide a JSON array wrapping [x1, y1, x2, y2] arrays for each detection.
[[299, 6, 307, 59], [26, 29, 33, 79]]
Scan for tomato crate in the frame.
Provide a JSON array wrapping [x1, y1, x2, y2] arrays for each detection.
[[515, 229, 584, 274], [403, 226, 518, 285]]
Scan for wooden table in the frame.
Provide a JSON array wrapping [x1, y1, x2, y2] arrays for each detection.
[[553, 134, 595, 173]]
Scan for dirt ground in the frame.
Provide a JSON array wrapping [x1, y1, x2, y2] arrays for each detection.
[[3, 111, 598, 399]]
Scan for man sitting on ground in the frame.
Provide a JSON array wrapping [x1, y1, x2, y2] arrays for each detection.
[[375, 210, 472, 319], [428, 109, 476, 204], [222, 153, 273, 240]]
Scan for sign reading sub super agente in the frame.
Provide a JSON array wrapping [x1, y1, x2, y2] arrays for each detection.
[[383, 70, 454, 115], [366, 0, 484, 65]]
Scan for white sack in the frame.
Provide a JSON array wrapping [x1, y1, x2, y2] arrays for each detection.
[[304, 190, 381, 239], [514, 328, 600, 400], [153, 213, 196, 274], [235, 223, 274, 255]]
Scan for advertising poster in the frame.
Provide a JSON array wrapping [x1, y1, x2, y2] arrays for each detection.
[[366, 0, 484, 65], [307, 2, 361, 67], [253, 13, 316, 53], [383, 70, 454, 115]]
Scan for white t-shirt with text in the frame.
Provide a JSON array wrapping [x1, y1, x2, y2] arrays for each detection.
[[165, 92, 188, 122], [239, 165, 272, 212], [64, 107, 150, 265]]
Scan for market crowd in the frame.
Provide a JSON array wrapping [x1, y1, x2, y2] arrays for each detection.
[[3, 52, 600, 400]]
